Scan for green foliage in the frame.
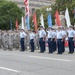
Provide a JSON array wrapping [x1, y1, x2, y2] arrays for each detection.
[[0, 0, 24, 30], [52, 0, 75, 25]]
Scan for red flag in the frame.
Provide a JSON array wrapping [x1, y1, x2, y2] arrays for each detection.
[[16, 19, 18, 30], [33, 12, 38, 32], [54, 10, 61, 26], [24, 0, 28, 6]]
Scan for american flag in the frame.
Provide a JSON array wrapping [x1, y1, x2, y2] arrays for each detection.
[[24, 0, 30, 30], [24, 0, 29, 16]]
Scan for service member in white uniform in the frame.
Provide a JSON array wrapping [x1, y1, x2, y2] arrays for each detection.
[[56, 27, 64, 54], [52, 28, 57, 52], [47, 27, 53, 53], [29, 30, 35, 52], [67, 26, 75, 54], [39, 26, 46, 53], [61, 27, 66, 53], [20, 29, 27, 51]]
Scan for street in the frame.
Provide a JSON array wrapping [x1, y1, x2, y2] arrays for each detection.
[[0, 49, 75, 75]]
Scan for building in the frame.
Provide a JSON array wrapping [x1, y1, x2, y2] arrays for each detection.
[[7, 0, 56, 13]]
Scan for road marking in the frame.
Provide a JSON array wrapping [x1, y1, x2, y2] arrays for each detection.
[[0, 67, 21, 73], [29, 56, 71, 62]]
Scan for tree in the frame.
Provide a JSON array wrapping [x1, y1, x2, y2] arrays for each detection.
[[52, 0, 75, 25], [0, 0, 24, 30]]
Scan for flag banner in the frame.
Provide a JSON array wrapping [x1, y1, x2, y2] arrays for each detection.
[[15, 18, 18, 30], [10, 20, 12, 30], [21, 16, 25, 29], [26, 15, 30, 30], [65, 8, 71, 27], [40, 14, 44, 28], [33, 12, 38, 32], [24, 0, 30, 30], [48, 13, 52, 27], [54, 10, 61, 26]]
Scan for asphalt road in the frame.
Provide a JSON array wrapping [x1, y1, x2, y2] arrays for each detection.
[[0, 49, 75, 75]]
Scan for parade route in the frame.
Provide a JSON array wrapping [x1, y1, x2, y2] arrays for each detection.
[[29, 55, 72, 62], [0, 49, 75, 75], [0, 66, 21, 73]]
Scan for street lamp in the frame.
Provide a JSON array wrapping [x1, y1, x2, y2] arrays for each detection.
[[46, 7, 52, 27], [46, 7, 52, 12]]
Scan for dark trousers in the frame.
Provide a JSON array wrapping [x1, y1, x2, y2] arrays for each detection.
[[20, 38, 25, 51], [68, 38, 74, 53], [57, 39, 63, 54], [52, 38, 56, 52], [39, 38, 45, 52], [30, 39, 34, 52], [48, 38, 53, 53], [62, 40, 65, 53]]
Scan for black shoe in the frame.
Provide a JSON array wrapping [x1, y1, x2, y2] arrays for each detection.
[[48, 52, 53, 54], [68, 52, 71, 54], [30, 51, 34, 52], [39, 52, 44, 53], [57, 53, 62, 54]]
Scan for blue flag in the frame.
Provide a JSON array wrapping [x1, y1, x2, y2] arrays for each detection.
[[26, 15, 30, 30], [47, 13, 52, 27], [10, 20, 12, 30]]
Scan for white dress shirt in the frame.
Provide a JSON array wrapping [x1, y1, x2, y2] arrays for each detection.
[[47, 30, 52, 38], [39, 29, 46, 38], [52, 31, 56, 38], [29, 32, 35, 40], [20, 32, 27, 38], [57, 30, 63, 39], [67, 29, 75, 38]]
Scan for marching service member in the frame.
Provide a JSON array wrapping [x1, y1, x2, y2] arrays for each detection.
[[29, 30, 35, 52], [56, 27, 65, 54], [20, 29, 27, 51], [67, 26, 75, 54], [47, 27, 53, 53], [38, 26, 46, 53]]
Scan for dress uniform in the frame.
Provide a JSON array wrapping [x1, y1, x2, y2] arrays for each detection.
[[39, 26, 46, 53], [20, 29, 26, 51], [52, 29, 57, 52], [61, 27, 66, 53], [47, 28, 53, 53], [29, 30, 35, 52], [67, 26, 75, 54], [57, 27, 64, 54]]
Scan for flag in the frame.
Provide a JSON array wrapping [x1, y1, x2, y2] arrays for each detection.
[[33, 12, 38, 32], [24, 0, 30, 30], [21, 16, 24, 29], [26, 15, 30, 30], [65, 8, 71, 27], [10, 20, 12, 30], [40, 14, 44, 28], [48, 13, 52, 27], [15, 18, 18, 30], [24, 0, 28, 6], [54, 10, 61, 26]]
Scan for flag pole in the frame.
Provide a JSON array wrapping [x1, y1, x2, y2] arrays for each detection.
[[28, 0, 30, 30]]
